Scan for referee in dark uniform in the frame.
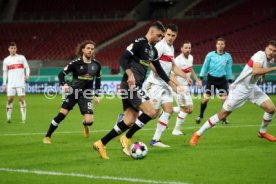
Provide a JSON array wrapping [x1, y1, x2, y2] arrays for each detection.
[[93, 21, 178, 159], [43, 40, 101, 144]]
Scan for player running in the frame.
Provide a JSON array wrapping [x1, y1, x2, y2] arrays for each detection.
[[190, 39, 276, 145], [43, 40, 101, 144], [93, 21, 180, 159]]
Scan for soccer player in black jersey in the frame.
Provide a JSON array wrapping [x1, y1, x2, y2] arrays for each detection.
[[43, 40, 101, 144], [93, 21, 179, 159]]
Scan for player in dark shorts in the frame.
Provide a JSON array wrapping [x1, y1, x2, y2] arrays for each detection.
[[93, 21, 179, 159], [43, 40, 101, 144], [196, 38, 233, 125]]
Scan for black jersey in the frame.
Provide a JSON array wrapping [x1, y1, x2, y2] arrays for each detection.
[[59, 58, 101, 95], [121, 37, 159, 87]]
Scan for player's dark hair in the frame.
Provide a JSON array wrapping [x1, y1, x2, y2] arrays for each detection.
[[267, 39, 276, 47], [166, 24, 178, 33], [9, 42, 17, 47], [150, 21, 166, 32], [182, 40, 191, 46], [216, 37, 226, 43], [75, 40, 96, 57]]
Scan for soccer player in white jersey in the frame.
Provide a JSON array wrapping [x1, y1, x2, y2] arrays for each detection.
[[171, 41, 202, 135], [145, 24, 193, 147], [2, 42, 30, 123], [190, 40, 276, 145]]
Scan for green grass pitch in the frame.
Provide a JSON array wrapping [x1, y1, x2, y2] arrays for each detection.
[[0, 94, 276, 184]]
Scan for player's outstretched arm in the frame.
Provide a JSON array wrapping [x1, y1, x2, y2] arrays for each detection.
[[252, 63, 276, 75]]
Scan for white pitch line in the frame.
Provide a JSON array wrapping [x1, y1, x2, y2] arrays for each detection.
[[0, 124, 275, 137], [0, 168, 189, 184]]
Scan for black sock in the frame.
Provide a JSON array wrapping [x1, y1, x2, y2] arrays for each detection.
[[126, 113, 152, 139], [199, 102, 207, 118], [46, 124, 58, 137], [101, 120, 129, 145], [45, 113, 66, 137]]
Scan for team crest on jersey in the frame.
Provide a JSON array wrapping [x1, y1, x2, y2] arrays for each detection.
[[145, 48, 155, 60], [80, 66, 84, 70]]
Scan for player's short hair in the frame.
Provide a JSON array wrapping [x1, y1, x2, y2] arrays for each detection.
[[216, 37, 226, 43], [182, 40, 191, 46], [166, 24, 178, 33], [267, 39, 276, 47], [75, 40, 96, 57], [9, 42, 17, 47], [150, 21, 166, 32]]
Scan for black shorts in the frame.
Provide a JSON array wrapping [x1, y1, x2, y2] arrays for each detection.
[[120, 81, 149, 112], [205, 75, 229, 96], [61, 93, 93, 115]]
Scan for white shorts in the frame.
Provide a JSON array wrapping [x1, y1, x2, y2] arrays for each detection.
[[7, 87, 26, 96], [173, 85, 193, 107], [223, 84, 269, 112], [146, 83, 173, 110]]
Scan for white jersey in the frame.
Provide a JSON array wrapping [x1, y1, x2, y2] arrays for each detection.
[[233, 51, 274, 89], [146, 38, 174, 86], [174, 54, 193, 86], [3, 54, 29, 87]]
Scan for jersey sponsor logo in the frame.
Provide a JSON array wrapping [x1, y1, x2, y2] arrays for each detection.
[[160, 55, 173, 62], [182, 66, 192, 73], [7, 64, 24, 70], [247, 59, 254, 67], [78, 74, 94, 80], [139, 60, 150, 67]]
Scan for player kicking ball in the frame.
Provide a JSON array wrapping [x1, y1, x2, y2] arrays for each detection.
[[190, 40, 276, 145]]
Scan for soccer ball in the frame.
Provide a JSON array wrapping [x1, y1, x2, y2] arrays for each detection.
[[130, 141, 148, 160]]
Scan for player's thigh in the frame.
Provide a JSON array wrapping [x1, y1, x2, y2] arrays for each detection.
[[61, 93, 77, 112], [78, 96, 93, 115], [222, 86, 248, 112], [249, 86, 273, 112], [16, 87, 26, 97], [139, 100, 156, 119], [216, 81, 229, 98], [204, 79, 214, 96], [7, 87, 16, 97], [147, 84, 163, 110]]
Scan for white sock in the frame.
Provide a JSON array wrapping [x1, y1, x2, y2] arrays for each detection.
[[173, 106, 180, 113], [20, 101, 27, 121], [6, 103, 13, 121], [196, 114, 219, 136], [152, 112, 170, 141], [259, 112, 274, 133], [174, 111, 188, 131]]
